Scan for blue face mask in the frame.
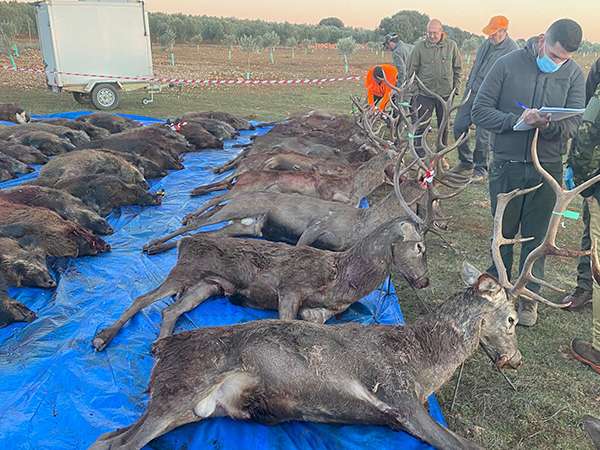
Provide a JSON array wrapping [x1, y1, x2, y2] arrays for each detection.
[[536, 52, 564, 73]]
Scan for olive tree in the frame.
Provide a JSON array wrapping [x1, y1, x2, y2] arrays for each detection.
[[223, 34, 237, 61], [239, 34, 258, 79], [337, 37, 356, 73], [286, 36, 298, 59], [261, 31, 280, 64]]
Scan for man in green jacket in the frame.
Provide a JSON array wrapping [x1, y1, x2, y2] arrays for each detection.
[[407, 19, 462, 153], [562, 72, 600, 374], [472, 18, 586, 326], [452, 16, 518, 182]]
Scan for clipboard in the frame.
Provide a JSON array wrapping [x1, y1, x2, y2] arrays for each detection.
[[513, 107, 585, 131]]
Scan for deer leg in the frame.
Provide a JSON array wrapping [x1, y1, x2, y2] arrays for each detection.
[[158, 282, 222, 339], [145, 240, 178, 255], [89, 407, 196, 450], [278, 292, 303, 321], [299, 307, 337, 324], [190, 175, 235, 196], [296, 219, 339, 248], [92, 281, 179, 352], [90, 371, 259, 449], [390, 398, 481, 450], [143, 223, 200, 253], [349, 381, 480, 450], [182, 193, 229, 225]]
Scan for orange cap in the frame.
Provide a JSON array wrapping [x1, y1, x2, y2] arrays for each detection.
[[482, 16, 509, 36]]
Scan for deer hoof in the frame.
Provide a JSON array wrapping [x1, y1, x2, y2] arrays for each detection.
[[92, 331, 110, 352]]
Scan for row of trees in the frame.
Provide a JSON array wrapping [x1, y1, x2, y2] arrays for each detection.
[[1, 2, 599, 58]]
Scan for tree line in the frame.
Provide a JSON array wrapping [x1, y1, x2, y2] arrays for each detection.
[[1, 2, 599, 55]]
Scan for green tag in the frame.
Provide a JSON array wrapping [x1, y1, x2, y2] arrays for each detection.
[[553, 210, 580, 220], [407, 133, 415, 140], [398, 101, 411, 107]]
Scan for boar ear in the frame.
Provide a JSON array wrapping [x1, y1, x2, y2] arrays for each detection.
[[461, 261, 481, 286]]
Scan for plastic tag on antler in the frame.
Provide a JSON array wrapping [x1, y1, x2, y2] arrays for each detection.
[[552, 210, 580, 220], [169, 121, 187, 132], [420, 168, 435, 188]]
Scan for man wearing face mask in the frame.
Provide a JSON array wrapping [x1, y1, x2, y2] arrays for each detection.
[[452, 16, 518, 182], [408, 19, 463, 153], [472, 18, 585, 327]]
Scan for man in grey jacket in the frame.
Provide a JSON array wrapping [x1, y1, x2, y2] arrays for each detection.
[[452, 16, 518, 181], [472, 18, 586, 326], [383, 33, 413, 85]]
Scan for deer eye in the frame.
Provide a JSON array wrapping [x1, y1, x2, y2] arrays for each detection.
[[508, 317, 515, 326]]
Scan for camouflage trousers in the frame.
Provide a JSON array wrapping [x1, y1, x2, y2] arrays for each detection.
[[577, 197, 600, 351]]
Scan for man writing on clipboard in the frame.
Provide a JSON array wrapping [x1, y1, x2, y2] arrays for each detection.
[[472, 19, 586, 327]]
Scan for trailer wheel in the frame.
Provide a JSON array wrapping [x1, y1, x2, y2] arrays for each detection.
[[72, 92, 92, 104], [91, 83, 120, 110]]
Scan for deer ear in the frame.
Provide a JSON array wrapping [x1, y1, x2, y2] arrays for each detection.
[[461, 261, 481, 286], [474, 273, 504, 304]]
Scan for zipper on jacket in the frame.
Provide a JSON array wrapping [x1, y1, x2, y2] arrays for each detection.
[[525, 73, 542, 162]]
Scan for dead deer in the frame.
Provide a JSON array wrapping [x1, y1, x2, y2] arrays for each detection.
[[93, 212, 428, 352], [190, 150, 394, 206], [142, 181, 434, 255], [89, 262, 518, 450], [90, 132, 600, 450]]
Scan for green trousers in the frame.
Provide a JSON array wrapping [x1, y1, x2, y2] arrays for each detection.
[[487, 158, 563, 295], [577, 197, 600, 351]]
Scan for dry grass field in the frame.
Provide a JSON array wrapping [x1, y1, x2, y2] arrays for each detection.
[[1, 42, 599, 449]]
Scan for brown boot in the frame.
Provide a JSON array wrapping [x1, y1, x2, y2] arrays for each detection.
[[517, 299, 538, 327], [571, 338, 600, 374], [582, 415, 600, 449], [561, 287, 593, 311]]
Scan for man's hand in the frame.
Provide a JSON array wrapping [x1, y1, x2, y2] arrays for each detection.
[[520, 108, 551, 128]]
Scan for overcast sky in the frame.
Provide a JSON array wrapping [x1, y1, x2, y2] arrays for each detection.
[[145, 0, 600, 42]]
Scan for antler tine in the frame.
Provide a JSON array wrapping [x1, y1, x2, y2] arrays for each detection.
[[406, 123, 431, 172], [351, 96, 367, 114], [413, 76, 452, 151], [393, 156, 424, 226], [449, 89, 472, 117], [507, 130, 600, 307], [361, 109, 393, 152], [491, 185, 542, 290]]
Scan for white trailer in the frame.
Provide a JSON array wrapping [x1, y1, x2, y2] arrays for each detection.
[[35, 0, 162, 110]]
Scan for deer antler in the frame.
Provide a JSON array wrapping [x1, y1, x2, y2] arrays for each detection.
[[492, 130, 600, 307]]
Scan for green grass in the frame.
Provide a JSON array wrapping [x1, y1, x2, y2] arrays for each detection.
[[3, 83, 598, 449], [0, 84, 364, 121], [393, 175, 599, 450]]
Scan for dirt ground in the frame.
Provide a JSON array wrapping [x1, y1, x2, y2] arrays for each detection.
[[1, 42, 600, 449]]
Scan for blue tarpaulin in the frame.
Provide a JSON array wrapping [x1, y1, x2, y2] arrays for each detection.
[[0, 112, 445, 449]]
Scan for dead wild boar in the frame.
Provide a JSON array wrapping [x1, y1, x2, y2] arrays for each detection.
[[0, 237, 55, 288], [0, 142, 49, 164], [0, 185, 113, 235]]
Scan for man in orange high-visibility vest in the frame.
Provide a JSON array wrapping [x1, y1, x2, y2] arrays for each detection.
[[365, 64, 398, 111]]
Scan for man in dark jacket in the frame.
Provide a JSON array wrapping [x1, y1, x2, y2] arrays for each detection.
[[383, 33, 413, 85], [452, 16, 518, 181], [408, 19, 462, 152], [472, 18, 586, 326]]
